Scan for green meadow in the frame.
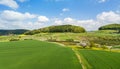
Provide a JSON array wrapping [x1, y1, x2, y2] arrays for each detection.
[[0, 39, 120, 69], [0, 40, 82, 69]]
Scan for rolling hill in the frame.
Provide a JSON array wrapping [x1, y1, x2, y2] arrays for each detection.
[[25, 25, 86, 35], [99, 24, 120, 33]]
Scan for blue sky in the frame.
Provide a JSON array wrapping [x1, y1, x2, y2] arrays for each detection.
[[0, 0, 120, 31]]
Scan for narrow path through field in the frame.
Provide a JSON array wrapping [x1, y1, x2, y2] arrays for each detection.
[[47, 41, 86, 69], [35, 39, 66, 47], [47, 41, 87, 69], [34, 39, 85, 69], [72, 49, 86, 69]]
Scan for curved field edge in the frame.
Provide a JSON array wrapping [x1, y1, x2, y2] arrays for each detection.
[[0, 40, 82, 69], [72, 49, 92, 69], [78, 49, 120, 69]]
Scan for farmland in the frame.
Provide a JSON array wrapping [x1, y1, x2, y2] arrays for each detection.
[[0, 24, 120, 69], [0, 0, 120, 68], [0, 32, 120, 69], [0, 40, 82, 69]]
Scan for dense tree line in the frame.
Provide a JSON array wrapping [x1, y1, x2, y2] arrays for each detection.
[[25, 25, 86, 35], [99, 24, 120, 33], [0, 29, 29, 35]]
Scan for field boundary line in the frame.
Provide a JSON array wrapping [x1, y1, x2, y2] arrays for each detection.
[[72, 49, 92, 69], [50, 42, 65, 47], [35, 39, 65, 47]]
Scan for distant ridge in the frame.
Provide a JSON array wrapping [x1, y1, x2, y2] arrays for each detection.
[[0, 29, 29, 35]]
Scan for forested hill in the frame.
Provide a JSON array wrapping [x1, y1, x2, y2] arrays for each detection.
[[0, 29, 29, 35], [99, 24, 120, 33], [99, 24, 120, 30], [25, 25, 86, 35]]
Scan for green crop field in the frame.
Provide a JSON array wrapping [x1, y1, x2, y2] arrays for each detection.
[[0, 40, 82, 69], [0, 33, 120, 69], [78, 49, 120, 69]]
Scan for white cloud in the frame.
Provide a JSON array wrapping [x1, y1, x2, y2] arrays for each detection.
[[98, 0, 107, 3], [54, 11, 120, 31], [54, 19, 63, 25], [62, 8, 70, 12], [11, 22, 44, 30], [0, 20, 45, 30], [97, 11, 120, 23], [0, 0, 19, 9], [54, 18, 99, 31], [38, 16, 49, 23], [0, 10, 36, 21], [0, 10, 46, 29], [77, 20, 99, 31], [60, 8, 70, 16], [18, 0, 27, 2], [0, 10, 120, 31], [64, 17, 74, 23]]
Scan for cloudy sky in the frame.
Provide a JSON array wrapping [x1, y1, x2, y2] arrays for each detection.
[[0, 0, 120, 31]]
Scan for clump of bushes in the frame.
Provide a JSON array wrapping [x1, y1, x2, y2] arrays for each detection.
[[24, 39, 33, 40], [9, 38, 20, 41], [66, 39, 74, 42], [101, 45, 108, 49]]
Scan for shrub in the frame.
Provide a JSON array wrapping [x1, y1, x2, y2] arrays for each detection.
[[66, 39, 74, 42], [101, 45, 108, 49], [89, 41, 96, 48], [9, 38, 19, 41], [24, 39, 33, 40]]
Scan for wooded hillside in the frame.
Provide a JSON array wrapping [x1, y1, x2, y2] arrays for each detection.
[[99, 24, 120, 33], [25, 25, 86, 35]]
